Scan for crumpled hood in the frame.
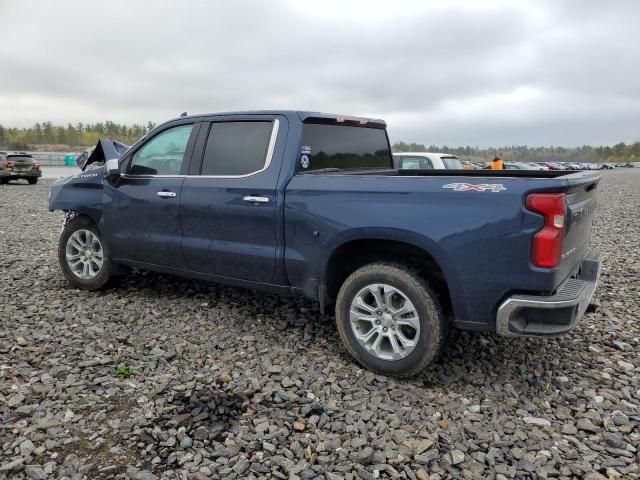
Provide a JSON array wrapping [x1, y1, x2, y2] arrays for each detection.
[[76, 139, 129, 171]]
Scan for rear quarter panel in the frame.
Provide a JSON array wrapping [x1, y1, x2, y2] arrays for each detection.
[[284, 174, 583, 328]]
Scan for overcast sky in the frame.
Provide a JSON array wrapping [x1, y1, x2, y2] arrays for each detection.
[[0, 0, 638, 146]]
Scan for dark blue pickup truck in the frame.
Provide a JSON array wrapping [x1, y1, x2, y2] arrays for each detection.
[[49, 111, 601, 377]]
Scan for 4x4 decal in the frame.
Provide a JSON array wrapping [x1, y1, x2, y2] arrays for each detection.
[[443, 183, 507, 192]]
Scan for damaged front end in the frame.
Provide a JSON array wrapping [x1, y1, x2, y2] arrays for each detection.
[[76, 139, 129, 171]]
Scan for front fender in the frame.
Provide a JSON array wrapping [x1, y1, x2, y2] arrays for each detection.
[[48, 170, 105, 227]]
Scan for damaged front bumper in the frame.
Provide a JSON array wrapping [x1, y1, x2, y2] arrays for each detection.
[[496, 251, 601, 337]]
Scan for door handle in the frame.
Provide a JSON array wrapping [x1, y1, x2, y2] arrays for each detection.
[[157, 191, 177, 198], [243, 195, 269, 204]]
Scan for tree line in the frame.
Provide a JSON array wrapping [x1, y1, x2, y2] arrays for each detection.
[[391, 141, 640, 164], [0, 121, 156, 151], [0, 121, 637, 163]]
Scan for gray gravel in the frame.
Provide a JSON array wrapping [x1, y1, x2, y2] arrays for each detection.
[[1, 171, 639, 480]]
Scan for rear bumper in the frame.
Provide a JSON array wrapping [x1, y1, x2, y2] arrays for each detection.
[[9, 170, 41, 178], [496, 251, 601, 337]]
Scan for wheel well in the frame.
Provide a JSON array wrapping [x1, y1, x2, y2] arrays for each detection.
[[65, 211, 96, 228], [324, 239, 452, 316]]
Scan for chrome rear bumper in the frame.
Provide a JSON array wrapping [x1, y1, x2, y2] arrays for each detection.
[[496, 251, 601, 337]]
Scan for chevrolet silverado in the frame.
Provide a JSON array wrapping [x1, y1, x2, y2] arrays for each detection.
[[49, 111, 601, 377]]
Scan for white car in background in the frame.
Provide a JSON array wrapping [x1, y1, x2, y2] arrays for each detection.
[[393, 152, 463, 170]]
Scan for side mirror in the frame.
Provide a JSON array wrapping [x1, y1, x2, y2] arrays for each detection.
[[105, 158, 120, 179]]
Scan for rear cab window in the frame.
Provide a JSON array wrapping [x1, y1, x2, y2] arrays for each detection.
[[300, 121, 392, 172]]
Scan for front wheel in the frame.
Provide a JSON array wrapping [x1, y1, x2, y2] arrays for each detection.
[[335, 263, 446, 378], [27, 178, 38, 184], [59, 217, 112, 290]]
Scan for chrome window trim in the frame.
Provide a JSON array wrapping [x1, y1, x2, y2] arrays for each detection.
[[121, 119, 280, 180]]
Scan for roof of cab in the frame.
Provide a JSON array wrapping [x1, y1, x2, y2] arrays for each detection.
[[163, 110, 386, 127]]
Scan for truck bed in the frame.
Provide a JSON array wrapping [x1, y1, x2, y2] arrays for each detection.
[[395, 169, 578, 178], [324, 169, 585, 178]]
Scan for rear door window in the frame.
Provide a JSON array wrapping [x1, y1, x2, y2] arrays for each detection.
[[200, 121, 274, 176], [300, 123, 391, 172]]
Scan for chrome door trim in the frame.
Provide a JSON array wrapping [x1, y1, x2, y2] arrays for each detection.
[[121, 118, 280, 180], [243, 195, 270, 204]]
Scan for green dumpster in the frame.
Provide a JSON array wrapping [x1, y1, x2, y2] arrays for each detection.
[[65, 154, 76, 166]]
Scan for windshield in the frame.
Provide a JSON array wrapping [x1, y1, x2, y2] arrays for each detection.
[[441, 156, 462, 169], [300, 122, 392, 172]]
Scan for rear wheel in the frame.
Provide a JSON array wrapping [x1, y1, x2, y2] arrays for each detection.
[[335, 263, 446, 377], [59, 217, 112, 290], [27, 178, 38, 184]]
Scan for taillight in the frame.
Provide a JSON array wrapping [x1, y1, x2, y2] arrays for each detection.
[[526, 193, 566, 268]]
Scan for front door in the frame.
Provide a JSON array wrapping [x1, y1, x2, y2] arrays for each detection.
[[103, 122, 197, 267], [180, 118, 282, 283]]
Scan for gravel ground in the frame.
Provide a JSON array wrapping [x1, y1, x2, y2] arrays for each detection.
[[1, 171, 638, 480]]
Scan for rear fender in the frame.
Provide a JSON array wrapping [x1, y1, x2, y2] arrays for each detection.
[[322, 228, 465, 318]]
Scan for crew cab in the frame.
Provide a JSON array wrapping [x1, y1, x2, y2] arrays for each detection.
[[49, 111, 601, 377]]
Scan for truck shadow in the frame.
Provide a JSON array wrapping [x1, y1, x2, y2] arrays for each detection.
[[102, 271, 575, 394]]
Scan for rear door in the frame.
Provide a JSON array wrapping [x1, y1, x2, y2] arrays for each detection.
[[180, 116, 282, 282], [103, 122, 199, 267]]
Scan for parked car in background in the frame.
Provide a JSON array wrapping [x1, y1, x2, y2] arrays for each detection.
[[0, 154, 42, 184], [0, 153, 10, 183], [523, 162, 547, 170], [393, 152, 463, 170], [541, 162, 563, 170], [49, 110, 602, 377], [501, 162, 527, 170], [483, 162, 542, 170], [462, 161, 482, 170]]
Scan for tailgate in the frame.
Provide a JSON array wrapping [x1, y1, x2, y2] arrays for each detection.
[[560, 172, 600, 277]]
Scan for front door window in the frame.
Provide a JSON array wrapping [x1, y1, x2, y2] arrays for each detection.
[[129, 124, 193, 175]]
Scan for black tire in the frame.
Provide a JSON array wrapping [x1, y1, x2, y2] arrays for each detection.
[[58, 217, 112, 290], [0, 178, 8, 185], [27, 178, 38, 184], [335, 263, 446, 378]]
